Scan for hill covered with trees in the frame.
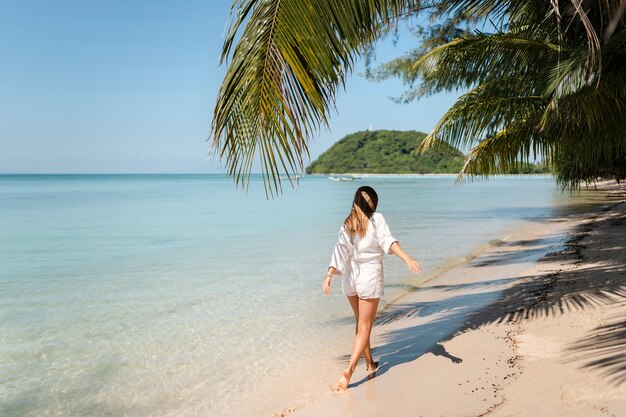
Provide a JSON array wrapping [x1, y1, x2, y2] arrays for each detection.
[[306, 130, 464, 174]]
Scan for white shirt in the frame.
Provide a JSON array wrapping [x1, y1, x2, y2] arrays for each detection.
[[329, 212, 397, 275]]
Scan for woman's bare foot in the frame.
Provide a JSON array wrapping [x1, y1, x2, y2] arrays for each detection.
[[333, 369, 352, 391], [366, 360, 379, 373]]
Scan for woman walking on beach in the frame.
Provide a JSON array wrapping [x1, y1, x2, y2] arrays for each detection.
[[322, 186, 421, 390]]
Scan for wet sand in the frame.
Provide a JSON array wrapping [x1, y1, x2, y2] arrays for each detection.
[[287, 187, 626, 417]]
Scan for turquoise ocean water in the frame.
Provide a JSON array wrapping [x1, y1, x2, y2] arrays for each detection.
[[0, 174, 598, 416]]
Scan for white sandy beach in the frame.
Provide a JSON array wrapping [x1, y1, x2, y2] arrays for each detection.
[[286, 187, 626, 417]]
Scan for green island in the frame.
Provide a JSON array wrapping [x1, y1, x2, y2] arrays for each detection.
[[306, 130, 550, 175]]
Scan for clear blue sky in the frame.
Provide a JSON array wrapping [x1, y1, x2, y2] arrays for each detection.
[[0, 1, 461, 174]]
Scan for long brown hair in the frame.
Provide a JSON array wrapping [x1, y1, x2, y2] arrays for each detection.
[[344, 186, 378, 238]]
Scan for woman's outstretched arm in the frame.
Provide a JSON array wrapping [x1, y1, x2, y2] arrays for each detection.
[[389, 242, 422, 274]]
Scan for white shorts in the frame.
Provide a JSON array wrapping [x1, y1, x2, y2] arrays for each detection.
[[342, 261, 384, 299]]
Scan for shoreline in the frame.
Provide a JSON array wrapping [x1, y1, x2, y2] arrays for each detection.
[[283, 187, 625, 417]]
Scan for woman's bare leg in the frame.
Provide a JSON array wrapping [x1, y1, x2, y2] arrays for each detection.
[[346, 296, 377, 371], [338, 297, 380, 389]]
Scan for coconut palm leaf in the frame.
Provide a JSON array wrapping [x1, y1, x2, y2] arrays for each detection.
[[418, 78, 547, 152], [458, 122, 547, 181], [376, 30, 560, 103], [212, 0, 421, 194]]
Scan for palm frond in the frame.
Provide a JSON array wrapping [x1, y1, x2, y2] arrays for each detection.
[[376, 29, 560, 101], [417, 30, 560, 92], [457, 122, 548, 182], [212, 0, 420, 194], [544, 53, 593, 99], [541, 87, 626, 142], [419, 79, 546, 152]]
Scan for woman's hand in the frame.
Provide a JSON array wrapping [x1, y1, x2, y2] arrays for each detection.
[[322, 267, 336, 296], [406, 258, 422, 274], [389, 242, 422, 274], [322, 275, 332, 295]]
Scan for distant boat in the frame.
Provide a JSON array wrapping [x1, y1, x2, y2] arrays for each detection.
[[328, 175, 355, 181]]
